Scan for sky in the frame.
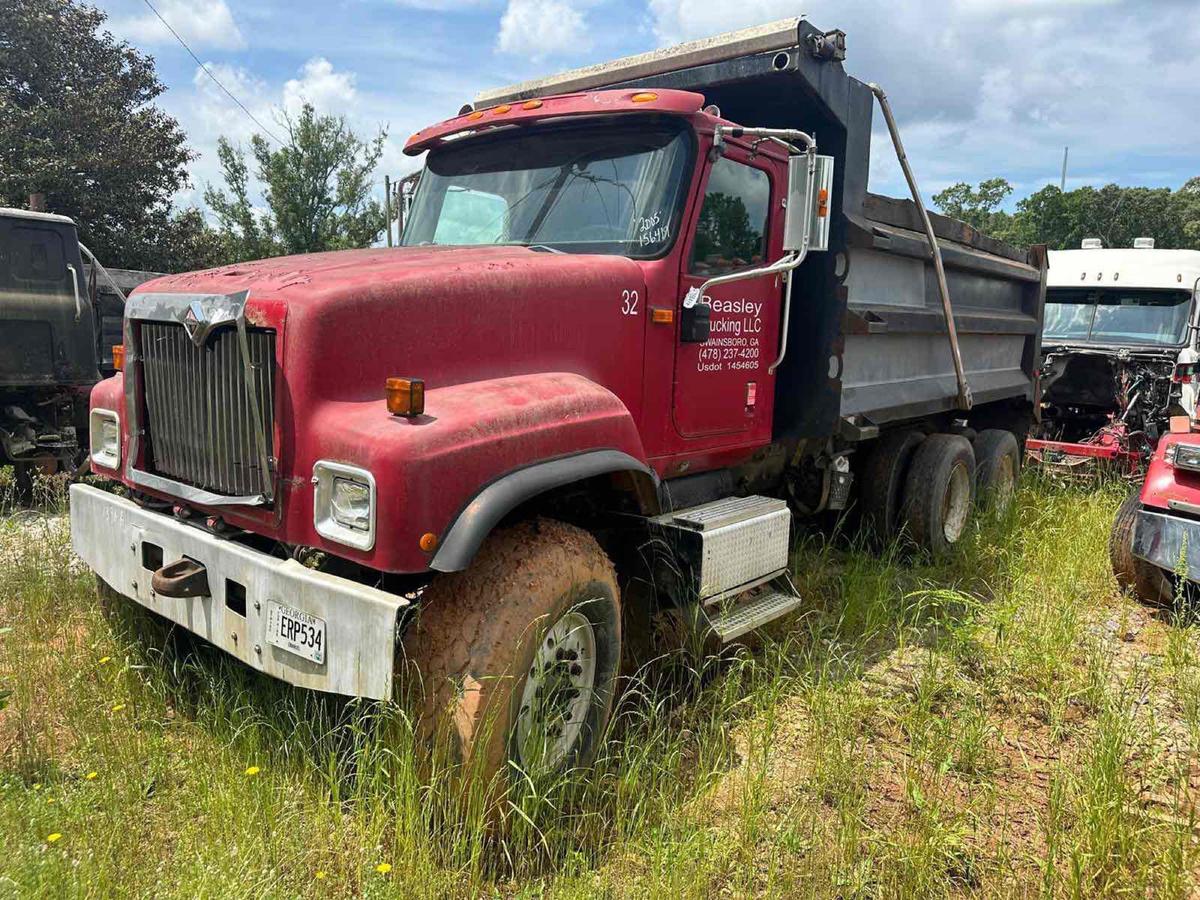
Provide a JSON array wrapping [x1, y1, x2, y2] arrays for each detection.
[[88, 0, 1200, 222]]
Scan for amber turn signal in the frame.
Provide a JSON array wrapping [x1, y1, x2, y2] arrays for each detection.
[[817, 188, 829, 218], [521, 99, 543, 110], [386, 377, 425, 417], [112, 344, 125, 372], [419, 532, 439, 552], [631, 91, 658, 103], [651, 307, 674, 324]]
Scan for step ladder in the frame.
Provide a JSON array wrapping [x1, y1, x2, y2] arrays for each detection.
[[652, 495, 805, 643]]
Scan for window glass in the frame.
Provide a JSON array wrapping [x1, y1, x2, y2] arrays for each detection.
[[11, 226, 67, 284], [690, 158, 770, 275], [404, 121, 692, 258], [1044, 287, 1193, 346]]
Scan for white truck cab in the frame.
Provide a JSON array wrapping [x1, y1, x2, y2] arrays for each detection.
[[1040, 241, 1200, 445]]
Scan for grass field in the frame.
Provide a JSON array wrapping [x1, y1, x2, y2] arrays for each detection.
[[2, 476, 1199, 898]]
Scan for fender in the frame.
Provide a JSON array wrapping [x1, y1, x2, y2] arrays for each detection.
[[430, 449, 657, 572], [302, 371, 653, 573]]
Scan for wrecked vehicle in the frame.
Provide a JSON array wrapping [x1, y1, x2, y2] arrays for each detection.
[[70, 18, 1046, 781], [0, 207, 155, 490], [1028, 241, 1200, 474], [1111, 420, 1200, 604]]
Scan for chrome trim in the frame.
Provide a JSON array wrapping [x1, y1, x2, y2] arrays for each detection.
[[312, 461, 377, 551], [89, 408, 120, 470], [124, 290, 274, 505]]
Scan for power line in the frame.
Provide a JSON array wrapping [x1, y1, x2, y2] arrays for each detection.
[[139, 0, 285, 146]]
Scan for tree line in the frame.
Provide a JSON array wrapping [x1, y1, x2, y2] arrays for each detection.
[[933, 177, 1200, 251]]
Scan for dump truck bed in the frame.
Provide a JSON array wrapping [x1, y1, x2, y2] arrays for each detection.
[[475, 17, 1046, 440]]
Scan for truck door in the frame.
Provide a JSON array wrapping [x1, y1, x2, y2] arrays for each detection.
[[672, 151, 782, 439]]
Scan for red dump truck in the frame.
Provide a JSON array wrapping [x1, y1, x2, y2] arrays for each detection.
[[71, 19, 1046, 776]]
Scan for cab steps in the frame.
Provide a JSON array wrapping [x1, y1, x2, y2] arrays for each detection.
[[652, 494, 804, 643]]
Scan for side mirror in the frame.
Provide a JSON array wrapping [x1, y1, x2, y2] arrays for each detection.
[[783, 155, 834, 253]]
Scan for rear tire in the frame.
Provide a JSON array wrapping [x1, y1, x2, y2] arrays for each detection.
[[901, 434, 976, 556], [860, 430, 925, 543], [973, 429, 1020, 511], [400, 518, 621, 784], [1109, 491, 1172, 605]]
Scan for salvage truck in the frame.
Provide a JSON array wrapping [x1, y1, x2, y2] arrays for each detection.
[[70, 18, 1046, 778], [1028, 241, 1200, 475]]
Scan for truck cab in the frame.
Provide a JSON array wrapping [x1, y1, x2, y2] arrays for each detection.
[[1030, 242, 1200, 472], [0, 208, 95, 483], [70, 18, 1045, 783]]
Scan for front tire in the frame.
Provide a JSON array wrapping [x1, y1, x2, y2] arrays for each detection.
[[1109, 491, 1172, 605], [400, 518, 621, 782]]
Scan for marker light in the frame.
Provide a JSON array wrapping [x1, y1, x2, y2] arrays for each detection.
[[521, 99, 543, 110], [467, 110, 484, 120], [651, 308, 674, 324], [386, 377, 425, 417], [112, 344, 125, 372], [419, 532, 439, 552], [493, 104, 512, 115], [817, 188, 829, 218], [631, 92, 658, 103]]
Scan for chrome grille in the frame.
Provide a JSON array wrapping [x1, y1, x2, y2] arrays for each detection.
[[139, 322, 275, 497]]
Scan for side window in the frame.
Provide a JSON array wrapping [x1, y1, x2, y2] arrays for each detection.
[[11, 226, 67, 284], [690, 157, 770, 276]]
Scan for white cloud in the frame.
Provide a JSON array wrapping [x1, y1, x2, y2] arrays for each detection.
[[497, 0, 590, 61], [282, 58, 358, 116], [114, 0, 245, 51], [645, 0, 1200, 197]]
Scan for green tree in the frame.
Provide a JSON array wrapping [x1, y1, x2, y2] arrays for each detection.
[[693, 193, 762, 267], [0, 0, 213, 271], [932, 178, 1016, 240], [205, 104, 387, 261]]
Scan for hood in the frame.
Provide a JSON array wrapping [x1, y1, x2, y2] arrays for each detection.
[[134, 245, 651, 409]]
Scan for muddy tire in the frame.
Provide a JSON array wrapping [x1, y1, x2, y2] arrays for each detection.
[[901, 434, 976, 556], [973, 429, 1020, 511], [400, 518, 621, 784], [860, 430, 925, 542], [1109, 491, 1172, 605]]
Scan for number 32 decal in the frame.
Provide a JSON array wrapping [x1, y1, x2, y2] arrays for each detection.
[[621, 289, 640, 316]]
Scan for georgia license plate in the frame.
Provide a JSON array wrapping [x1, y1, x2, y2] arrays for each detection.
[[266, 601, 326, 665]]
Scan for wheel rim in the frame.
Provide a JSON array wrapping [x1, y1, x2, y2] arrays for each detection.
[[942, 462, 971, 543], [514, 609, 598, 770]]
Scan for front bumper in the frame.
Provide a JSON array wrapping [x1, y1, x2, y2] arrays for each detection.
[[69, 484, 408, 700], [1133, 507, 1200, 582]]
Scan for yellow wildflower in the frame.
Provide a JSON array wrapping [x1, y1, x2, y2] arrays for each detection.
[[98, 656, 111, 665], [315, 871, 327, 880], [375, 863, 392, 875], [31, 783, 41, 791], [46, 797, 55, 804], [46, 833, 62, 844], [85, 771, 98, 781], [244, 765, 261, 776], [110, 703, 125, 713]]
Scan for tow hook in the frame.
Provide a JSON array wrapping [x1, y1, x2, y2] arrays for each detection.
[[151, 558, 210, 598]]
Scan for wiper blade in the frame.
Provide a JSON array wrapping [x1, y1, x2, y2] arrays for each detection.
[[525, 244, 565, 254]]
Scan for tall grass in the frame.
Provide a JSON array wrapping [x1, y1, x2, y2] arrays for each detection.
[[1, 475, 1197, 897]]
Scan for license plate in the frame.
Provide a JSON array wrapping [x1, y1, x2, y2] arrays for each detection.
[[266, 601, 326, 665]]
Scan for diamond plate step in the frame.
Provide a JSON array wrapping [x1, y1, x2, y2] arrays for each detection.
[[704, 586, 804, 643]]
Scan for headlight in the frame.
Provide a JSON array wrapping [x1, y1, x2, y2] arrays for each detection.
[[1167, 442, 1200, 473], [89, 409, 120, 469], [312, 461, 376, 550]]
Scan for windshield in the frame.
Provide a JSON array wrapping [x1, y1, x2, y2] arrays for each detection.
[[402, 121, 693, 258], [1043, 288, 1194, 346]]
